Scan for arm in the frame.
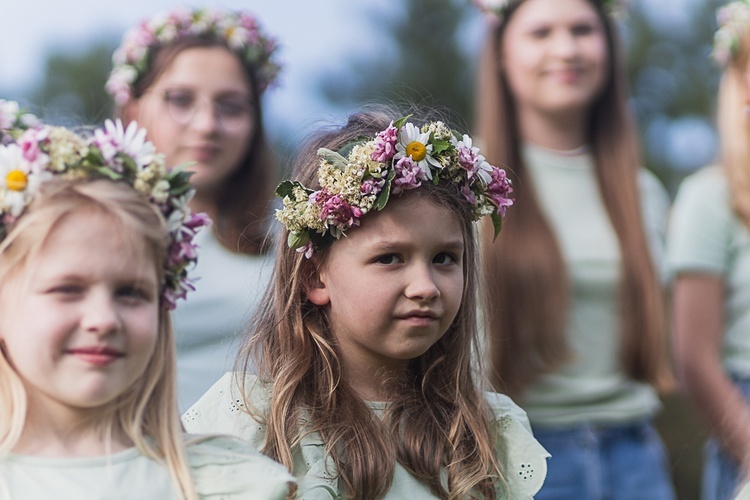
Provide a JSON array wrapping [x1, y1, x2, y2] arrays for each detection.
[[673, 273, 750, 469]]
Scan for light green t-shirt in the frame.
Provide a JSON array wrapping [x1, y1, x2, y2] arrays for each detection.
[[0, 435, 293, 500], [667, 166, 750, 376], [518, 144, 667, 427], [183, 373, 550, 499]]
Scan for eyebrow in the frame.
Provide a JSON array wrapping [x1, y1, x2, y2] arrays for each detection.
[[365, 238, 465, 252]]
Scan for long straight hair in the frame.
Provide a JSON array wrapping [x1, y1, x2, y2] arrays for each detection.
[[0, 180, 197, 499], [476, 0, 672, 397], [237, 110, 505, 499], [122, 37, 275, 255]]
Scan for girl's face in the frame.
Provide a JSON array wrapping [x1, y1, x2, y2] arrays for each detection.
[[502, 0, 608, 122], [128, 46, 255, 201], [308, 195, 465, 391], [0, 211, 160, 417]]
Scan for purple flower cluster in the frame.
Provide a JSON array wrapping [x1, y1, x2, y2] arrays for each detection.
[[486, 167, 513, 217], [371, 124, 398, 163], [313, 189, 363, 231], [392, 157, 427, 194]]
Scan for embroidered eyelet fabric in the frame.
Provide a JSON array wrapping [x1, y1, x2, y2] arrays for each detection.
[[183, 373, 550, 499]]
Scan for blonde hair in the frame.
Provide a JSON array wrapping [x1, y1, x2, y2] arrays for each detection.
[[0, 179, 197, 500], [718, 30, 750, 229], [238, 109, 505, 499], [476, 0, 672, 397]]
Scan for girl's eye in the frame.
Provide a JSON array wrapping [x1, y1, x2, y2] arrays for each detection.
[[50, 284, 84, 296], [530, 27, 551, 39], [376, 254, 402, 265], [216, 99, 251, 117], [434, 253, 457, 266], [163, 91, 194, 110], [117, 286, 153, 303], [571, 24, 596, 36]]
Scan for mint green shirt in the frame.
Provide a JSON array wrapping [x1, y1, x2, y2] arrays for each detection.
[[0, 435, 293, 499], [518, 144, 667, 427], [183, 373, 550, 499], [667, 167, 750, 376]]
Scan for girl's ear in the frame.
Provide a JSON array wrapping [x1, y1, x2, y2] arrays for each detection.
[[123, 99, 139, 123], [306, 269, 330, 306]]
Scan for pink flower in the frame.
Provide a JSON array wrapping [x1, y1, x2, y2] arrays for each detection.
[[317, 191, 362, 229], [370, 123, 398, 163], [296, 241, 315, 259], [361, 178, 385, 195], [461, 185, 476, 205], [486, 167, 514, 216], [392, 156, 426, 194]]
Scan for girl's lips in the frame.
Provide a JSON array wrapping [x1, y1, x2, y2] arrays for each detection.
[[67, 347, 124, 366], [188, 145, 220, 161]]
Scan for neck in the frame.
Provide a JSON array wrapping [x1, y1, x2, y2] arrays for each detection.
[[342, 355, 405, 402], [518, 106, 588, 151], [188, 191, 218, 220], [14, 394, 131, 457]]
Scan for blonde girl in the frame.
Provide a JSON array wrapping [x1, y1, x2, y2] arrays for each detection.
[[0, 120, 292, 498], [669, 2, 750, 498], [183, 109, 549, 498], [106, 7, 282, 409], [474, 0, 675, 497]]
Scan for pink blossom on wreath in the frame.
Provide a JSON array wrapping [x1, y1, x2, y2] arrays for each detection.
[[319, 192, 362, 229], [296, 241, 315, 259], [457, 143, 481, 180], [392, 156, 427, 194], [486, 167, 514, 216], [461, 184, 477, 205], [370, 123, 398, 163], [361, 177, 385, 195]]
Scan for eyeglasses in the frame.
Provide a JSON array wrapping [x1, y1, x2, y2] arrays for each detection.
[[152, 89, 254, 131]]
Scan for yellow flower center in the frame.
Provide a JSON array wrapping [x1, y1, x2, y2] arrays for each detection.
[[6, 170, 28, 191], [406, 141, 427, 162]]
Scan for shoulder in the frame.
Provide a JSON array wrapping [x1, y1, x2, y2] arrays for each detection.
[[185, 435, 294, 499], [674, 166, 728, 203], [182, 372, 272, 448], [484, 391, 550, 499], [671, 166, 732, 230]]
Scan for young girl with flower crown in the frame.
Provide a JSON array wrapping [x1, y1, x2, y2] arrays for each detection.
[[183, 109, 549, 499], [106, 7, 282, 410], [670, 2, 750, 499], [0, 119, 293, 499], [473, 0, 675, 498]]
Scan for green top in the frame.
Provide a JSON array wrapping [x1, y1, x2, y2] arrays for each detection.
[[183, 373, 550, 499], [667, 166, 750, 376], [0, 435, 293, 499], [519, 144, 667, 427]]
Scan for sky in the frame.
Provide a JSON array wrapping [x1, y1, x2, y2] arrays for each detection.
[[0, 0, 404, 143]]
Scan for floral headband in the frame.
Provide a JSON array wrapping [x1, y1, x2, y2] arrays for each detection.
[[106, 7, 281, 106], [713, 1, 750, 66], [472, 0, 624, 24], [0, 100, 40, 143], [275, 116, 514, 258], [0, 119, 209, 309]]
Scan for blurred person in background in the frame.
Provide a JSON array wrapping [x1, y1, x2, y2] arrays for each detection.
[[105, 7, 282, 410], [474, 0, 675, 498], [669, 2, 750, 499]]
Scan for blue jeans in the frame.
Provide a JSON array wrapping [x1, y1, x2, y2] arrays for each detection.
[[532, 420, 676, 500], [702, 376, 750, 500]]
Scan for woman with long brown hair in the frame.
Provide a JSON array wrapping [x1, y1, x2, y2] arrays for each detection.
[[105, 7, 282, 409], [475, 0, 674, 497]]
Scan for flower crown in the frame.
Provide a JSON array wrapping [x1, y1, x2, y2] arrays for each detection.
[[472, 0, 624, 24], [275, 116, 514, 258], [713, 1, 750, 66], [106, 7, 281, 106], [0, 119, 209, 309], [0, 100, 40, 143]]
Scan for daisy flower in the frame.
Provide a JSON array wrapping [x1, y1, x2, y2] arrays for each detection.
[[395, 122, 441, 179]]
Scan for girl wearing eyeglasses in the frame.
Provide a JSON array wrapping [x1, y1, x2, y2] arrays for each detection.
[[106, 7, 282, 410]]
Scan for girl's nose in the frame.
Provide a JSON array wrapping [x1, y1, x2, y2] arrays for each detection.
[[81, 292, 121, 336], [404, 264, 441, 302]]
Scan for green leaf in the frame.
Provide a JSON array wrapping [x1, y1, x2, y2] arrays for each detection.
[[431, 138, 452, 155], [317, 148, 348, 171], [491, 213, 503, 241], [373, 169, 395, 211], [288, 230, 310, 250], [337, 136, 370, 158], [393, 114, 413, 130], [275, 180, 303, 199]]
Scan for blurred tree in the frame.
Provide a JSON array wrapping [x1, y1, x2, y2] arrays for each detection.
[[625, 0, 721, 194], [29, 38, 117, 126], [318, 0, 475, 129]]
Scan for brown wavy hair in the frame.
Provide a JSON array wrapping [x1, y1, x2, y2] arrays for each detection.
[[237, 109, 505, 499], [476, 0, 672, 398], [119, 37, 275, 255]]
